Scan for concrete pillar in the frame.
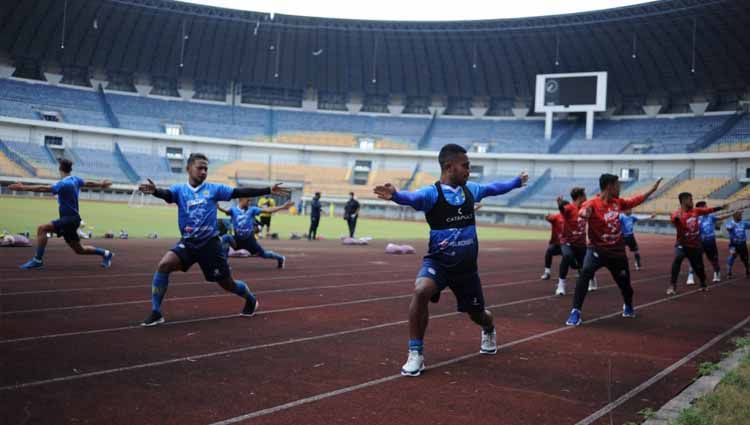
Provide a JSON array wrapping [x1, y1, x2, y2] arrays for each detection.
[[544, 111, 553, 141]]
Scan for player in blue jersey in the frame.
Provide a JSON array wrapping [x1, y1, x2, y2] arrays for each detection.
[[137, 153, 290, 326], [725, 210, 750, 279], [218, 198, 293, 268], [11, 158, 114, 270], [685, 201, 731, 284], [374, 144, 528, 377], [618, 209, 655, 271]]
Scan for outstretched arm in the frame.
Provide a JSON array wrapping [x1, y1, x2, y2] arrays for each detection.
[[83, 180, 112, 189], [477, 172, 527, 200], [232, 183, 290, 199], [374, 183, 434, 212], [260, 200, 294, 214], [138, 178, 173, 203], [8, 182, 54, 193], [622, 178, 664, 209], [218, 205, 231, 216]]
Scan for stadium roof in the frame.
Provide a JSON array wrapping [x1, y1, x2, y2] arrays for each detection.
[[1, 0, 748, 99]]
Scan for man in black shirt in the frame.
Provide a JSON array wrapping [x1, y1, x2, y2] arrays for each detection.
[[344, 192, 360, 238], [308, 192, 322, 241]]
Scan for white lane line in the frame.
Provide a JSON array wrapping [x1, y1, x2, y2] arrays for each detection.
[[575, 314, 750, 425], [0, 267, 418, 296], [0, 268, 526, 315], [207, 280, 733, 425], [0, 276, 545, 344], [0, 273, 678, 390]]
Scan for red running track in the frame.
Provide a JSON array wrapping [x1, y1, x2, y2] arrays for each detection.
[[1, 235, 748, 425]]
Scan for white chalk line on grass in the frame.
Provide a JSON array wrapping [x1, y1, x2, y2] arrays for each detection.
[[0, 273, 683, 390], [206, 279, 737, 425], [575, 314, 750, 425]]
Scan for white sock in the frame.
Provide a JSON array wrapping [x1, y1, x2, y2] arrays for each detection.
[[544, 267, 551, 274]]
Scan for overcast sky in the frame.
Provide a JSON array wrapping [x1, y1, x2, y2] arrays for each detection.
[[179, 0, 654, 21]]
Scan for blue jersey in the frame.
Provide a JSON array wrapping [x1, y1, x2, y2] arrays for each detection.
[[168, 182, 234, 247], [618, 214, 638, 237], [698, 214, 717, 241], [726, 219, 750, 244], [228, 206, 262, 239], [392, 177, 521, 270], [51, 175, 84, 218]]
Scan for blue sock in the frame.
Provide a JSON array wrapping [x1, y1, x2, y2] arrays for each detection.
[[728, 255, 735, 272], [34, 246, 46, 261], [261, 250, 283, 261], [409, 339, 424, 354], [151, 272, 169, 313], [232, 280, 254, 300], [93, 247, 106, 257]]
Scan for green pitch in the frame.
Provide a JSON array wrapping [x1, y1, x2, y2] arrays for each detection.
[[0, 197, 547, 241]]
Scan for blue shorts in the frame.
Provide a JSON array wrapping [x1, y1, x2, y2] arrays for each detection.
[[52, 216, 81, 244], [235, 236, 265, 256], [171, 237, 231, 282], [417, 258, 485, 313]]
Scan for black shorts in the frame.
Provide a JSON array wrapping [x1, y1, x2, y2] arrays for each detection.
[[235, 236, 265, 256], [417, 258, 484, 313], [171, 237, 231, 282], [52, 216, 81, 243], [623, 235, 639, 252], [259, 216, 271, 228], [547, 244, 562, 256], [701, 239, 718, 261]]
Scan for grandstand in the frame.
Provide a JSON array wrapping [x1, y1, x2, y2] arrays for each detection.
[[0, 0, 747, 219]]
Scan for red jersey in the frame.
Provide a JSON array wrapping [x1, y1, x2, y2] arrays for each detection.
[[546, 213, 564, 245], [670, 207, 717, 248], [560, 203, 587, 246], [581, 194, 647, 254]]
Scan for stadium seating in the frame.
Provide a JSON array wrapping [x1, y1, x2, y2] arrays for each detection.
[[0, 79, 110, 127], [1, 140, 58, 178], [0, 150, 30, 177], [518, 177, 600, 208], [106, 93, 270, 139], [118, 150, 181, 183], [426, 119, 574, 153], [68, 147, 133, 183], [706, 114, 750, 152], [560, 116, 728, 154], [640, 178, 730, 213]]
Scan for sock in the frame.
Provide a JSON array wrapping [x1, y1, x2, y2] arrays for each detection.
[[261, 251, 283, 261], [482, 325, 495, 334], [34, 246, 46, 261], [151, 272, 169, 313], [232, 280, 254, 300], [408, 339, 423, 354], [94, 247, 106, 257], [727, 255, 735, 273], [544, 267, 551, 274], [634, 253, 641, 266]]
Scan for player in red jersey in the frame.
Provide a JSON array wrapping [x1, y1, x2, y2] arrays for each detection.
[[667, 193, 726, 294], [555, 188, 597, 295], [541, 210, 565, 280], [565, 174, 662, 326]]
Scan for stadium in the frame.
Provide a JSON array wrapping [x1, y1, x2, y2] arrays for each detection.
[[1, 0, 749, 423]]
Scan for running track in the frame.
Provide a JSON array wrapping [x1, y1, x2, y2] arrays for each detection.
[[1, 235, 748, 424]]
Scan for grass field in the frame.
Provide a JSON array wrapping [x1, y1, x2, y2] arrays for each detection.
[[0, 196, 548, 241]]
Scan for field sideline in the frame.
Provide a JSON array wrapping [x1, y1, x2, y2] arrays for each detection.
[[0, 196, 548, 241]]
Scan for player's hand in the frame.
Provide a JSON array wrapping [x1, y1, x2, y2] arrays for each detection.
[[652, 178, 663, 190], [650, 213, 657, 219], [556, 195, 564, 205], [518, 171, 529, 186], [101, 180, 112, 189], [8, 182, 23, 191], [271, 183, 291, 196], [139, 178, 157, 194], [374, 183, 398, 200]]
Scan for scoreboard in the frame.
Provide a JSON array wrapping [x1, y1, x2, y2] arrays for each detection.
[[534, 72, 607, 113]]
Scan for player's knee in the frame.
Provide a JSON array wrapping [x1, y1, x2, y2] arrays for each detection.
[[157, 261, 173, 273], [37, 225, 47, 235], [414, 284, 435, 302]]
